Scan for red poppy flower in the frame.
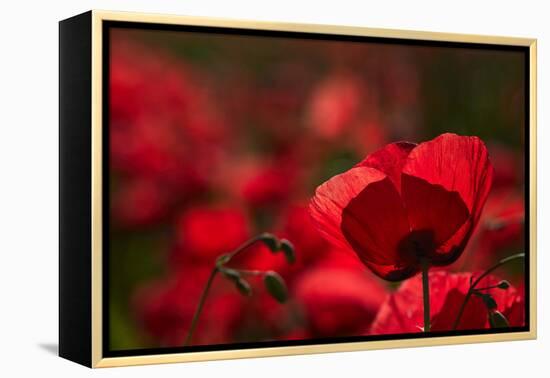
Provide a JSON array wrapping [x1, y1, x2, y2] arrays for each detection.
[[310, 133, 494, 281], [369, 270, 524, 334]]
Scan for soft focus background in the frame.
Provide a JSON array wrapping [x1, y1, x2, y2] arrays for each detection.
[[108, 27, 526, 351]]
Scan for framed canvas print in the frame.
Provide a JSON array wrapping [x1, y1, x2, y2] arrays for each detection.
[[59, 10, 537, 368]]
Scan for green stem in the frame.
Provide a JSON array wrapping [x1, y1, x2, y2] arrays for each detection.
[[234, 269, 265, 276], [421, 258, 431, 333], [183, 234, 271, 346], [475, 284, 502, 291], [183, 268, 218, 346], [225, 234, 267, 260], [452, 286, 473, 331], [452, 252, 524, 330]]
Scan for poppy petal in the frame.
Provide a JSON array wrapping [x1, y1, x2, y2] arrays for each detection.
[[309, 166, 388, 252], [402, 133, 493, 261], [401, 174, 470, 257], [362, 260, 419, 282], [369, 271, 449, 335], [403, 133, 493, 219], [340, 174, 411, 266], [432, 220, 472, 265], [370, 271, 522, 334], [357, 141, 416, 192]]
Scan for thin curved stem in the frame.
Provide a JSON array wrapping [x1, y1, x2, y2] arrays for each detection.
[[183, 234, 272, 346], [421, 258, 431, 332], [452, 253, 524, 330], [183, 268, 218, 346], [234, 269, 265, 277], [475, 284, 502, 291], [226, 234, 266, 260]]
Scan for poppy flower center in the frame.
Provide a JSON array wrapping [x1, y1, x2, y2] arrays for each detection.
[[397, 229, 436, 266]]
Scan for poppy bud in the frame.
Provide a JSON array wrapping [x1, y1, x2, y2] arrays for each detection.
[[497, 280, 511, 289], [235, 278, 252, 297], [481, 293, 498, 310], [280, 239, 296, 264], [263, 271, 288, 303], [221, 268, 241, 281], [488, 310, 510, 329], [259, 232, 281, 252]]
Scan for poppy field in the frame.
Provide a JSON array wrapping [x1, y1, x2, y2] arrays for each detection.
[[107, 26, 527, 352]]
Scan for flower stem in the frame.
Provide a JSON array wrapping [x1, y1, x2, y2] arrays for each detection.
[[227, 233, 269, 260], [183, 234, 275, 346], [183, 267, 218, 346], [421, 258, 431, 333], [235, 269, 265, 276], [452, 252, 524, 330]]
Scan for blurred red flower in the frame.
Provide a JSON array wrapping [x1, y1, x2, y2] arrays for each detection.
[[133, 268, 245, 346], [232, 284, 296, 340], [111, 179, 171, 228], [294, 267, 387, 337], [172, 205, 251, 264], [454, 144, 524, 274], [307, 75, 361, 139], [109, 36, 228, 227], [370, 270, 524, 334], [313, 249, 366, 272], [241, 160, 298, 208], [478, 189, 524, 253], [458, 188, 524, 272], [230, 243, 290, 275], [310, 133, 494, 281], [488, 144, 523, 189], [277, 204, 331, 275]]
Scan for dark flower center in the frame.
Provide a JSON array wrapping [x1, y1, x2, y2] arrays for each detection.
[[397, 229, 436, 266]]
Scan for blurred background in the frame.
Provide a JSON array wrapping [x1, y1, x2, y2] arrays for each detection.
[[108, 27, 526, 351]]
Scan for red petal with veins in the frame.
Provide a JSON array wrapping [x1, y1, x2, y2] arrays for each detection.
[[401, 175, 469, 259], [403, 133, 493, 214], [402, 133, 493, 264], [340, 177, 410, 266], [309, 166, 389, 252], [309, 133, 494, 281], [357, 141, 416, 191]]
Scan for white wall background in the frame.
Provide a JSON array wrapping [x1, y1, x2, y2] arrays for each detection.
[[0, 0, 546, 376]]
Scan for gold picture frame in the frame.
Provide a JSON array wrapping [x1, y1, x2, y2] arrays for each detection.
[[59, 9, 537, 368]]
